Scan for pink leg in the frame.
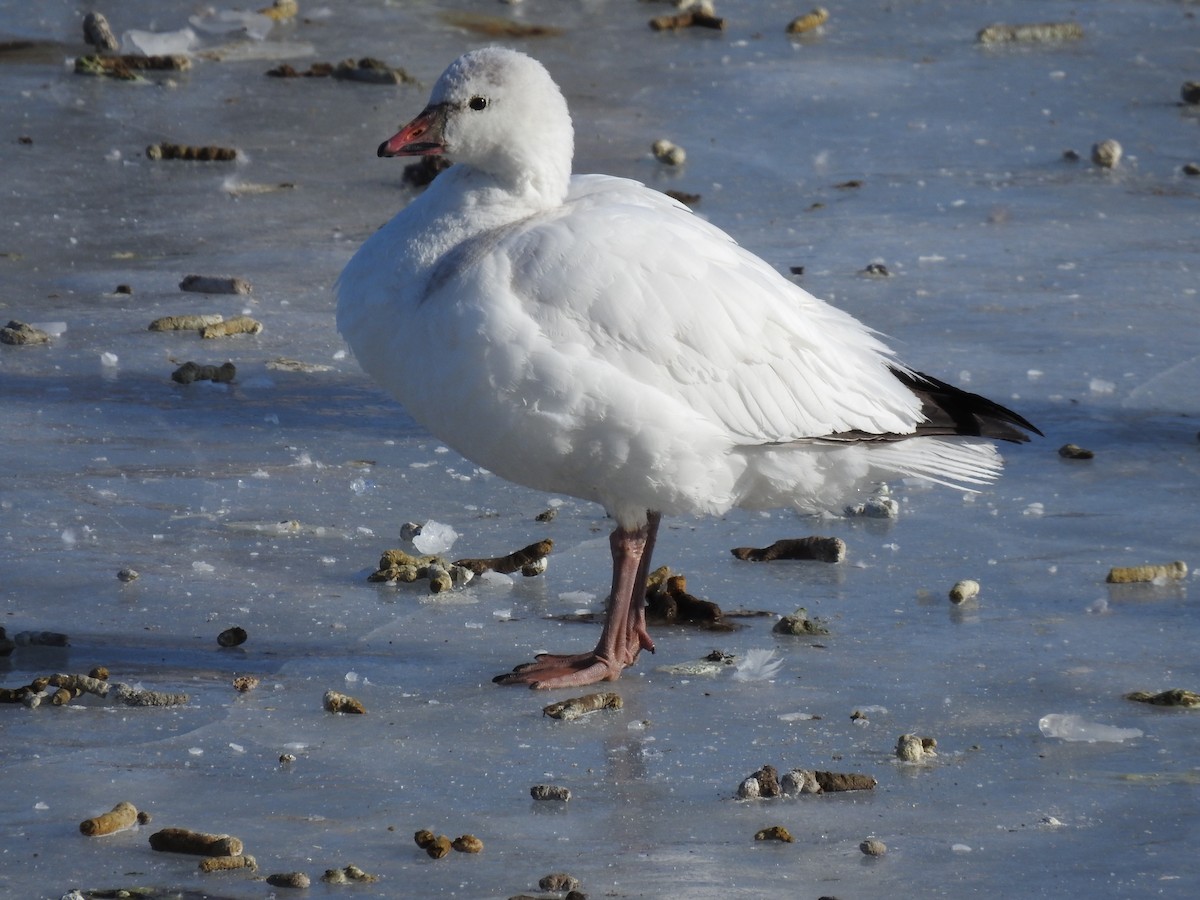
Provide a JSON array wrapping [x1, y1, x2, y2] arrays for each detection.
[[494, 512, 662, 690]]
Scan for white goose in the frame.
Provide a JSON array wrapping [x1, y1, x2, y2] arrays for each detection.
[[337, 48, 1039, 689]]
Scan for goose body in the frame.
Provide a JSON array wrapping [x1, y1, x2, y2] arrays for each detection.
[[337, 48, 1038, 688]]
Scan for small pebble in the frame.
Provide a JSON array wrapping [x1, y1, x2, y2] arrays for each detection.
[[1181, 81, 1200, 105], [117, 568, 140, 583], [217, 626, 248, 648]]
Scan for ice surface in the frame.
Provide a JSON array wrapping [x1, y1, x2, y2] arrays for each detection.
[[2, 0, 1199, 898]]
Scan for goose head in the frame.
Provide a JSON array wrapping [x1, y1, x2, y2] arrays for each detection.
[[379, 47, 574, 204]]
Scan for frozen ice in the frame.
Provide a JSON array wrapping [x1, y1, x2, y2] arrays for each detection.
[[1038, 714, 1144, 743], [120, 27, 197, 56], [411, 520, 459, 555], [188, 10, 275, 41]]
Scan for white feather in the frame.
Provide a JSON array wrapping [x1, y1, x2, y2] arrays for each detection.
[[732, 648, 784, 682]]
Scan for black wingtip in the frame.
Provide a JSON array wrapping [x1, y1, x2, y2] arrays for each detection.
[[895, 368, 1043, 443]]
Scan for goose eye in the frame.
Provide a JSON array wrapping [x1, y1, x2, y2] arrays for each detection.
[[467, 96, 488, 111]]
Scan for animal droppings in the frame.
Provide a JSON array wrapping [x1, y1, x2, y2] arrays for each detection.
[[1058, 443, 1094, 459], [80, 801, 139, 837], [745, 764, 877, 797], [649, 4, 726, 31], [260, 0, 299, 22], [976, 22, 1084, 45], [1091, 139, 1122, 169], [148, 314, 225, 331], [323, 690, 366, 714], [171, 361, 237, 384], [1, 320, 50, 345], [82, 12, 118, 51], [425, 835, 453, 859], [844, 483, 899, 518], [217, 626, 247, 648], [860, 838, 888, 857], [455, 539, 553, 575], [732, 536, 846, 563], [772, 607, 830, 636], [321, 863, 377, 882], [786, 7, 829, 35], [370, 546, 479, 592], [948, 579, 980, 604], [895, 733, 938, 762], [530, 784, 571, 802], [543, 691, 622, 720], [754, 825, 794, 843], [180, 274, 253, 295], [452, 834, 483, 853], [147, 143, 237, 161], [644, 568, 727, 627], [200, 854, 258, 872], [1125, 688, 1200, 708], [266, 871, 311, 888], [539, 873, 581, 892], [149, 827, 244, 857], [652, 139, 686, 166], [75, 55, 191, 80], [201, 315, 263, 338], [14, 630, 68, 647], [1106, 560, 1187, 584], [232, 675, 259, 693]]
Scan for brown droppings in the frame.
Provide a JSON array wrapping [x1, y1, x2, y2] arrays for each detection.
[[454, 539, 553, 576], [1, 320, 51, 345], [754, 825, 794, 842], [199, 854, 257, 872], [543, 691, 622, 720], [1106, 561, 1188, 584], [786, 8, 829, 35], [149, 827, 244, 857], [1058, 443, 1094, 459], [266, 871, 310, 888], [147, 143, 237, 161], [323, 690, 366, 714], [201, 315, 262, 338], [452, 834, 483, 853], [80, 801, 139, 836], [732, 536, 845, 563], [171, 361, 237, 384], [1125, 688, 1200, 708]]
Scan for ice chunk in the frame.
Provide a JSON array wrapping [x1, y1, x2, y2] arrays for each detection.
[[411, 520, 458, 555], [121, 28, 197, 56], [1038, 713, 1143, 743], [99, 351, 118, 367], [189, 10, 274, 41]]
